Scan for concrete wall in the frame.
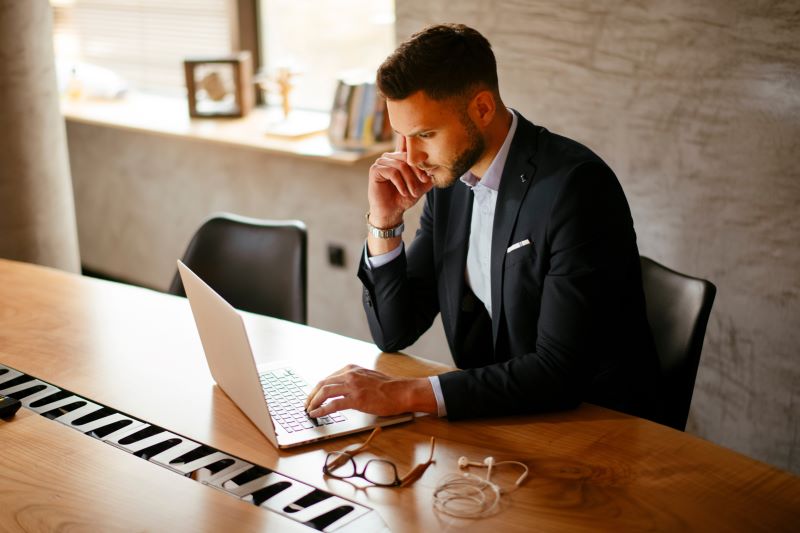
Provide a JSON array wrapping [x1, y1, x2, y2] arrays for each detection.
[[65, 0, 799, 474], [0, 0, 80, 272], [395, 0, 800, 472]]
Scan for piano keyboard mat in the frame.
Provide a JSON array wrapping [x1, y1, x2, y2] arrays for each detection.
[[0, 363, 386, 532]]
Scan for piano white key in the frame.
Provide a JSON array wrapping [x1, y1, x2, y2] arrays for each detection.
[[201, 458, 255, 488], [53, 399, 104, 426], [20, 381, 62, 408], [0, 367, 25, 388], [112, 430, 182, 455], [72, 411, 141, 435], [285, 495, 366, 524], [257, 482, 317, 513], [148, 438, 203, 468], [226, 471, 287, 498], [102, 421, 153, 446], [28, 394, 87, 415], [170, 451, 239, 476], [0, 377, 46, 396]]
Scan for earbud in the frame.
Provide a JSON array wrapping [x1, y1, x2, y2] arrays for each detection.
[[457, 456, 495, 470], [457, 456, 484, 469], [484, 456, 495, 479]]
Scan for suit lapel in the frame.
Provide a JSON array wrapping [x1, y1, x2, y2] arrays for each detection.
[[490, 117, 539, 349]]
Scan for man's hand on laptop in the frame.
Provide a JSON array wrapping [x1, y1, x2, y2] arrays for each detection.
[[305, 364, 437, 417]]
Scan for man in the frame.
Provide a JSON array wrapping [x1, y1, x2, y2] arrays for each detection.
[[306, 24, 660, 421]]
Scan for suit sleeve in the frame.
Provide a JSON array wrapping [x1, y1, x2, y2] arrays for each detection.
[[357, 193, 440, 352], [438, 162, 639, 419]]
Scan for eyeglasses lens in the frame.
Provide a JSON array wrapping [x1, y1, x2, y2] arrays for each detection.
[[325, 452, 355, 478], [363, 459, 398, 486]]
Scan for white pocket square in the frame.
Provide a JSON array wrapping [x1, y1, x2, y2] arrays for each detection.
[[507, 239, 531, 253]]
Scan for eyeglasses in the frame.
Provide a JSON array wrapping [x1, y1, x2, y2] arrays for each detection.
[[323, 427, 435, 488]]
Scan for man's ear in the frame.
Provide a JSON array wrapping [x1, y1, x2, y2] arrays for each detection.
[[469, 90, 497, 127]]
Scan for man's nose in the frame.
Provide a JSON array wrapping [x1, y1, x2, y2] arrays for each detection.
[[405, 138, 427, 168]]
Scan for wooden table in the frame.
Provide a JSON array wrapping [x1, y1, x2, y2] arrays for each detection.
[[0, 258, 798, 532]]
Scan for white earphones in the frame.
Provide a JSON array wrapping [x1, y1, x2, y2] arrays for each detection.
[[456, 455, 527, 488], [434, 456, 529, 518]]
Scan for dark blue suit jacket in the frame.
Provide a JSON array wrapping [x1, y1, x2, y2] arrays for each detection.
[[358, 112, 660, 420]]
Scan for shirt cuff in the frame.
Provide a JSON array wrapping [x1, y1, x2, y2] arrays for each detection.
[[363, 240, 403, 270], [427, 375, 447, 417]]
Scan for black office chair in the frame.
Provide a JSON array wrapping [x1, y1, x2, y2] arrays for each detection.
[[640, 256, 716, 431], [169, 213, 307, 324]]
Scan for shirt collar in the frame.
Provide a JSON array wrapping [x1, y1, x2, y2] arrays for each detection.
[[460, 109, 518, 191]]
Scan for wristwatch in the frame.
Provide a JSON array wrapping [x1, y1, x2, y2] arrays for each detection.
[[366, 212, 404, 239]]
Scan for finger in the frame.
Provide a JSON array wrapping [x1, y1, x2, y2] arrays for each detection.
[[309, 397, 351, 418], [372, 162, 411, 197], [304, 365, 358, 410], [306, 383, 349, 413], [375, 158, 425, 197], [381, 154, 431, 186], [382, 151, 409, 162], [396, 134, 406, 152]]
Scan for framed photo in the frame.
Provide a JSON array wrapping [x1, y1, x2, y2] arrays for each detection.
[[184, 52, 254, 118]]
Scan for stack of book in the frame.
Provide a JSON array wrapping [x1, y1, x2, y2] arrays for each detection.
[[328, 79, 393, 150]]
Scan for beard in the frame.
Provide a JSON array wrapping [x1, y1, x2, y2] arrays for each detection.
[[423, 112, 486, 189]]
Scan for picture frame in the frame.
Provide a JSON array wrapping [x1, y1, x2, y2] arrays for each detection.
[[184, 52, 254, 118]]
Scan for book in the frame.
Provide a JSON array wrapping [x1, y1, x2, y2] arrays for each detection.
[[346, 83, 366, 142], [328, 80, 352, 143], [328, 77, 392, 150]]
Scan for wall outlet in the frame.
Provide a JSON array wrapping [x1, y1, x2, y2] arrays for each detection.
[[327, 244, 346, 268]]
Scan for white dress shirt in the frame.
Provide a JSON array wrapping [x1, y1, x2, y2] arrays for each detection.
[[365, 110, 519, 416]]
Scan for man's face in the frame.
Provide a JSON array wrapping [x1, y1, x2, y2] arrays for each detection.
[[387, 91, 486, 188]]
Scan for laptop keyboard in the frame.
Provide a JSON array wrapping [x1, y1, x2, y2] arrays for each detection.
[[259, 368, 346, 433]]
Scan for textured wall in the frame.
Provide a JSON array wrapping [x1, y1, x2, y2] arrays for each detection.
[[395, 0, 800, 472], [0, 0, 80, 272]]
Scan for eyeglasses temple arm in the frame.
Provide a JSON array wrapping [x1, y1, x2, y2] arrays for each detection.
[[349, 425, 381, 455], [325, 427, 382, 471], [399, 437, 436, 487]]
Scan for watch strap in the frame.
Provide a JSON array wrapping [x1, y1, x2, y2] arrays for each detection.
[[366, 212, 404, 239]]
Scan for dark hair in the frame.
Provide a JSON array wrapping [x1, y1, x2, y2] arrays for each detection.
[[377, 23, 498, 101]]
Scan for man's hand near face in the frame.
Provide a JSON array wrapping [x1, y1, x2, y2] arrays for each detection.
[[366, 136, 433, 255], [304, 364, 437, 418]]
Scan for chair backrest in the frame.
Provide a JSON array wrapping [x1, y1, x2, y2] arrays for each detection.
[[169, 213, 307, 324], [640, 256, 716, 431]]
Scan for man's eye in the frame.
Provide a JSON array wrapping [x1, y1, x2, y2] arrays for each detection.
[[418, 132, 433, 139]]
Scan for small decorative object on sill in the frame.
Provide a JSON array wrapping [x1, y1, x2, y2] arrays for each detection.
[[254, 67, 328, 139], [184, 52, 254, 118], [328, 77, 393, 151], [254, 66, 299, 119]]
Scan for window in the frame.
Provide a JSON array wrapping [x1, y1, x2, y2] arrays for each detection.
[[52, 0, 232, 96], [258, 0, 395, 112], [51, 0, 395, 112]]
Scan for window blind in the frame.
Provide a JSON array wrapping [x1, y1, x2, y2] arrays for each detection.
[[52, 0, 232, 96]]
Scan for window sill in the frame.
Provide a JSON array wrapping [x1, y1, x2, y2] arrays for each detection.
[[60, 93, 392, 165]]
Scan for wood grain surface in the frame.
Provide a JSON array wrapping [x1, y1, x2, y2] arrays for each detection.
[[0, 258, 798, 532]]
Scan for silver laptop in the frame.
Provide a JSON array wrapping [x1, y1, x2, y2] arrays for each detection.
[[177, 260, 412, 449]]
